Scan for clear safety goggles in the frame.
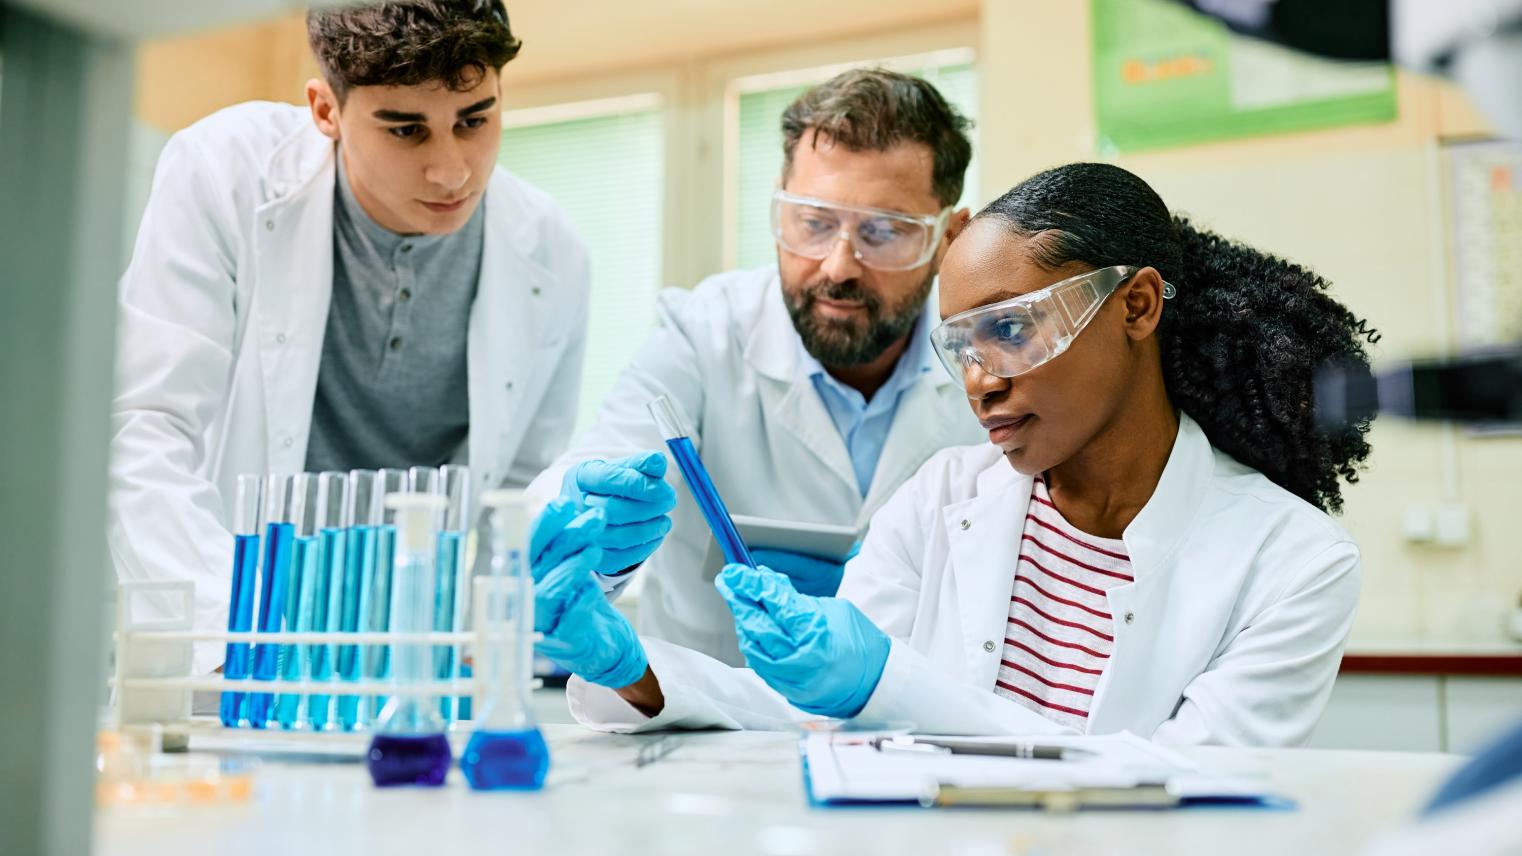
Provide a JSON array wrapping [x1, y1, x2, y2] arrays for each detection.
[[930, 265, 1176, 381], [770, 190, 952, 272]]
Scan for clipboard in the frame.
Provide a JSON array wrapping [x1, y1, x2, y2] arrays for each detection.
[[799, 733, 1292, 811]]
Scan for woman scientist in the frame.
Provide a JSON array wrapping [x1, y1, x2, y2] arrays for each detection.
[[529, 162, 1379, 745]]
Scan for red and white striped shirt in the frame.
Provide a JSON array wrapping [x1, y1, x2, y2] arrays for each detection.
[[994, 477, 1134, 730]]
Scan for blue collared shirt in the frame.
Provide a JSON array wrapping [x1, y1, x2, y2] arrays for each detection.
[[800, 307, 937, 496]]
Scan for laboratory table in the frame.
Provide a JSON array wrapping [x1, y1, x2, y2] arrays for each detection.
[[96, 721, 1460, 856]]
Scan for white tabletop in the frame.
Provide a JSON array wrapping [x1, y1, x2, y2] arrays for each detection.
[[95, 721, 1461, 856]]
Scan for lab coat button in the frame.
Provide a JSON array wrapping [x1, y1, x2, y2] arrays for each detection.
[[531, 286, 542, 296], [1124, 611, 1135, 624], [274, 333, 286, 345], [983, 640, 995, 653], [265, 220, 274, 231], [282, 437, 294, 448], [960, 519, 970, 530], [505, 381, 514, 391]]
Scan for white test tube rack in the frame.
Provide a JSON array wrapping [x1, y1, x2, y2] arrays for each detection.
[[109, 578, 542, 739]]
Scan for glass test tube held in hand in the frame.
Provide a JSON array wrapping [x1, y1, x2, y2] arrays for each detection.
[[461, 489, 549, 790], [219, 475, 263, 727], [647, 395, 755, 566], [304, 471, 349, 731], [336, 469, 383, 731], [366, 492, 452, 787], [275, 474, 319, 729], [247, 473, 296, 728]]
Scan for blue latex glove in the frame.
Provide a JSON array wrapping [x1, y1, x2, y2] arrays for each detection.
[[715, 563, 889, 718], [560, 451, 677, 575], [529, 499, 649, 688], [747, 543, 859, 597]]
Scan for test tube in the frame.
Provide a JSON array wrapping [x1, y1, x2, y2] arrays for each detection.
[[366, 492, 452, 787], [274, 475, 319, 728], [461, 489, 548, 790], [219, 475, 263, 727], [365, 468, 408, 721], [648, 395, 754, 566], [434, 466, 471, 724], [247, 473, 296, 728], [336, 469, 382, 730], [305, 471, 349, 731]]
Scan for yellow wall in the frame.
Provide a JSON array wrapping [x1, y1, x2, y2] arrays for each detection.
[[132, 2, 1522, 648]]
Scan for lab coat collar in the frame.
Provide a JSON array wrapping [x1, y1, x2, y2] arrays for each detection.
[[964, 411, 1209, 579], [264, 118, 336, 202]]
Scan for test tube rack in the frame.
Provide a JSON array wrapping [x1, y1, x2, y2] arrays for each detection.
[[109, 579, 540, 742]]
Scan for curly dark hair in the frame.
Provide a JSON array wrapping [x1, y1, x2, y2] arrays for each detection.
[[307, 0, 522, 102], [978, 163, 1380, 513], [782, 68, 974, 207]]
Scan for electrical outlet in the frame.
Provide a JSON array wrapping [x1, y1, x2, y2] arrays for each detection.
[[1402, 505, 1435, 543]]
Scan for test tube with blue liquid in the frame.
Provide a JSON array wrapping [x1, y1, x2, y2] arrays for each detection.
[[461, 489, 549, 790], [366, 492, 452, 787], [275, 474, 318, 728], [335, 469, 382, 730], [433, 466, 471, 724], [219, 475, 263, 727], [305, 471, 349, 731], [364, 468, 407, 721], [647, 395, 755, 566], [247, 473, 296, 727]]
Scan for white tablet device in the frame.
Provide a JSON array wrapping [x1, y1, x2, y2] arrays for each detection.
[[730, 514, 863, 564]]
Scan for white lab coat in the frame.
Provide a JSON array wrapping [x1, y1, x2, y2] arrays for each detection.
[[526, 267, 985, 665], [568, 414, 1363, 747], [109, 103, 590, 672]]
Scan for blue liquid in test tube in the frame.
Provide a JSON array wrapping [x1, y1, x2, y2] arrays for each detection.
[[461, 490, 549, 791], [336, 469, 382, 731], [305, 471, 349, 731], [367, 492, 452, 787], [219, 475, 263, 727], [248, 473, 297, 728], [363, 468, 406, 722], [424, 465, 470, 724], [647, 396, 754, 567], [276, 474, 320, 729]]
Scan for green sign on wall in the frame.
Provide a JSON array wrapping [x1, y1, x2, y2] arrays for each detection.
[[1091, 0, 1398, 152]]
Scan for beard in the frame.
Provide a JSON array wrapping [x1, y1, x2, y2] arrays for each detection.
[[783, 271, 934, 367]]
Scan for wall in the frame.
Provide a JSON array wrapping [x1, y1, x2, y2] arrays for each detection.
[[981, 0, 1521, 650]]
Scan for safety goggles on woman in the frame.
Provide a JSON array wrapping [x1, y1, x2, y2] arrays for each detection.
[[770, 190, 952, 272], [931, 265, 1177, 381]]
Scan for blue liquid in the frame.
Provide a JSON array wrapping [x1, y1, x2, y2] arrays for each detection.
[[219, 533, 262, 727], [456, 662, 473, 721], [366, 733, 452, 787], [364, 525, 397, 720], [306, 527, 347, 731], [461, 728, 550, 791], [247, 521, 295, 727], [433, 530, 465, 722], [336, 524, 377, 730], [664, 436, 754, 566], [275, 535, 319, 729]]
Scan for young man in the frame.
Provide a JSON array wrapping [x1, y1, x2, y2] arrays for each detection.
[[526, 69, 985, 665], [109, 1, 589, 673]]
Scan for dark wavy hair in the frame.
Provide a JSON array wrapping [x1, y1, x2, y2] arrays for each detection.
[[978, 163, 1379, 513], [308, 0, 522, 102], [781, 68, 973, 207]]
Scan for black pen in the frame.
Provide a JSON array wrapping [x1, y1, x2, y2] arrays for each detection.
[[872, 736, 1092, 760]]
